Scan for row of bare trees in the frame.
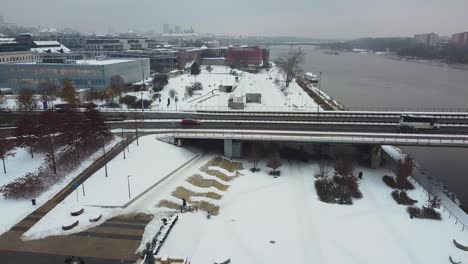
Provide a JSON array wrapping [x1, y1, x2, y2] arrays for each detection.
[[0, 109, 110, 199], [11, 109, 109, 174], [15, 75, 127, 111]]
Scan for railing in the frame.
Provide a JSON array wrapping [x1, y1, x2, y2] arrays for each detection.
[[120, 129, 468, 147], [408, 177, 467, 232], [346, 106, 468, 113]]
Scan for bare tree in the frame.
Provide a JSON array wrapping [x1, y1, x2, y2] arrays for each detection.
[[109, 75, 125, 101], [17, 89, 37, 111], [334, 157, 355, 177], [266, 153, 282, 175], [276, 49, 305, 87], [60, 79, 78, 107], [393, 155, 414, 188], [14, 113, 39, 158], [38, 79, 59, 109], [426, 192, 441, 210], [315, 160, 331, 179], [0, 94, 5, 108], [0, 139, 15, 174], [248, 144, 260, 172]]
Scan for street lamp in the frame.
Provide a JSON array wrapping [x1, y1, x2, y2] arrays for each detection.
[[127, 175, 132, 199], [102, 138, 108, 178]]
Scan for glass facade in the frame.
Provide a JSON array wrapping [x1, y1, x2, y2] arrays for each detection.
[[0, 58, 150, 93]]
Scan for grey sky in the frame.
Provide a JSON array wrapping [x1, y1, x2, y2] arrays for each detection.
[[1, 0, 467, 38]]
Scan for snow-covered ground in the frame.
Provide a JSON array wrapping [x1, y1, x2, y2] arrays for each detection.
[[0, 138, 121, 235], [157, 160, 468, 264], [23, 136, 197, 240], [0, 147, 46, 187], [151, 65, 320, 112]]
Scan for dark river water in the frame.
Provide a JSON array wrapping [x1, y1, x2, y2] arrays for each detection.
[[270, 46, 468, 209]]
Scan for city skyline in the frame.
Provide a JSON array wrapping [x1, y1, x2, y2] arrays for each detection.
[[1, 0, 468, 38]]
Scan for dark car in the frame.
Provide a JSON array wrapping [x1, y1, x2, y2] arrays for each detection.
[[180, 118, 201, 126]]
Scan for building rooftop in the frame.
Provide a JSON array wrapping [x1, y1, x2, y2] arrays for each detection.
[[6, 58, 144, 66]]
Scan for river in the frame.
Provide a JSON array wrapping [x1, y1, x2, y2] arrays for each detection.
[[270, 46, 468, 210]]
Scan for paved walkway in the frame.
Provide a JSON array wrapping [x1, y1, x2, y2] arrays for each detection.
[[0, 136, 153, 263], [0, 214, 152, 264]]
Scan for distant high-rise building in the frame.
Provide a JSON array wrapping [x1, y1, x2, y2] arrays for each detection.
[[0, 15, 4, 25], [451, 32, 468, 47], [175, 25, 181, 34], [414, 33, 439, 46], [108, 25, 115, 35], [163, 24, 170, 34]]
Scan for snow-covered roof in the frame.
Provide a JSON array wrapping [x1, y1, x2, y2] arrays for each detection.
[[75, 59, 135, 65], [31, 41, 71, 54], [184, 60, 195, 69], [0, 38, 16, 44]]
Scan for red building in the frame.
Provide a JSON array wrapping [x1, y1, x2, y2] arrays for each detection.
[[226, 46, 263, 66], [452, 32, 468, 47]]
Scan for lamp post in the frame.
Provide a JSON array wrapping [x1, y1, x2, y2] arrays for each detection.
[[102, 139, 108, 178], [127, 175, 132, 199], [317, 72, 322, 114], [121, 128, 126, 160], [141, 60, 146, 120]]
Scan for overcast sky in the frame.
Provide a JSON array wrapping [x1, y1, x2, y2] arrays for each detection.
[[1, 0, 467, 38]]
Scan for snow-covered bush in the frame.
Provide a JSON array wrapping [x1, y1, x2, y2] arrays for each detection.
[[315, 160, 363, 205], [407, 206, 441, 220], [391, 190, 418, 205], [382, 175, 414, 190], [393, 155, 414, 189], [132, 99, 153, 109], [119, 95, 137, 107]]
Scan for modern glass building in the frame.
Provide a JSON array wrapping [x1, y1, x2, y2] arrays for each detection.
[[0, 58, 150, 93]]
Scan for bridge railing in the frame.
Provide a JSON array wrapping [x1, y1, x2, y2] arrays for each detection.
[[346, 106, 468, 113], [119, 129, 468, 147], [408, 177, 467, 233]]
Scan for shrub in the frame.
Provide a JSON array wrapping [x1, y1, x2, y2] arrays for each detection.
[[314, 161, 331, 179], [391, 190, 418, 205], [382, 175, 414, 190], [266, 154, 282, 175], [334, 175, 362, 199], [132, 99, 153, 109], [119, 95, 137, 106], [105, 101, 120, 108], [407, 206, 441, 220], [393, 155, 414, 189], [315, 176, 361, 205], [334, 158, 354, 177]]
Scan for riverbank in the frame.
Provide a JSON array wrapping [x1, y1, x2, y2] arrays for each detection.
[[383, 55, 468, 71], [296, 76, 467, 220]]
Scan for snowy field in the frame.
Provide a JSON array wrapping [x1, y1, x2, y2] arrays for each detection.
[[152, 65, 320, 112], [0, 148, 46, 187], [158, 160, 468, 264], [23, 136, 197, 240], [0, 138, 120, 235]]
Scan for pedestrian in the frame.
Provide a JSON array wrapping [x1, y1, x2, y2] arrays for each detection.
[[182, 198, 187, 208], [358, 171, 363, 179]]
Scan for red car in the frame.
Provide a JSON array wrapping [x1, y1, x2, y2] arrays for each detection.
[[180, 118, 201, 126]]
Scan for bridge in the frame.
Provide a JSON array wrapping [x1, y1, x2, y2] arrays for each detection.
[[4, 109, 468, 167], [99, 109, 468, 168]]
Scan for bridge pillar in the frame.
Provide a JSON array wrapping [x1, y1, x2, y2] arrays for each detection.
[[224, 139, 242, 159], [370, 145, 382, 169], [174, 138, 183, 147]]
